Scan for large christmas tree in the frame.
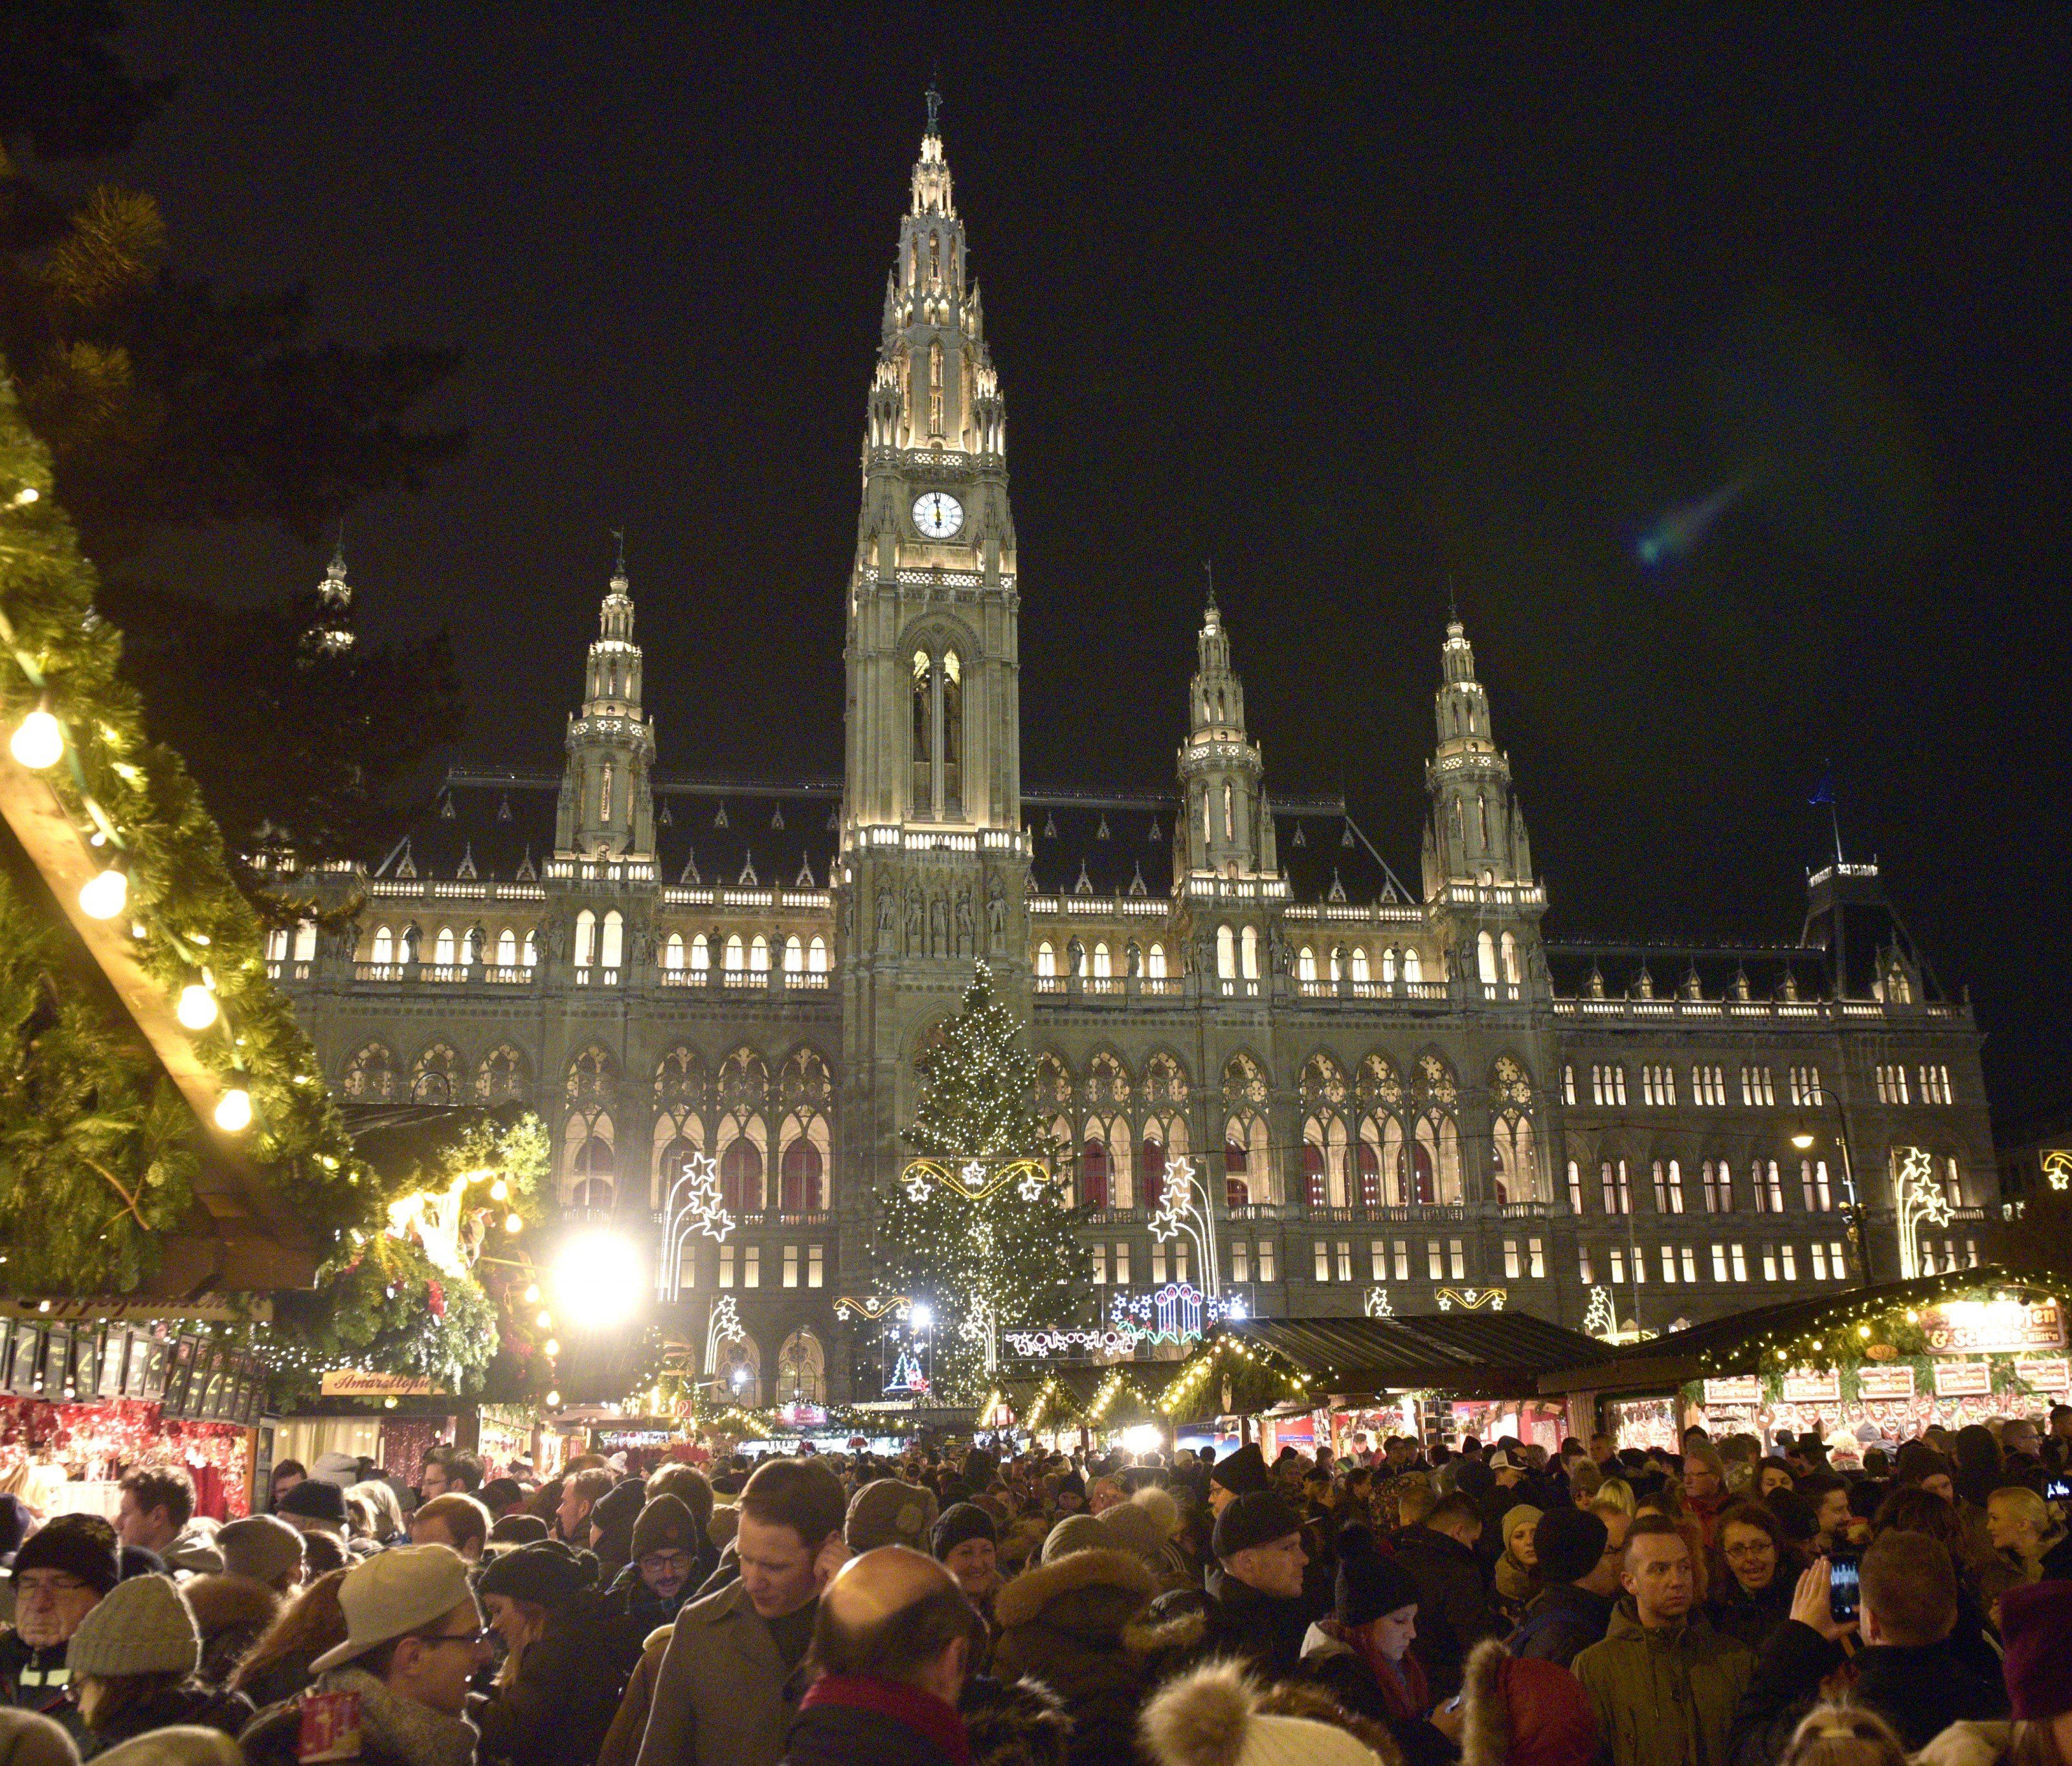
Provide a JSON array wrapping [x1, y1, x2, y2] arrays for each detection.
[[877, 961, 1088, 1403]]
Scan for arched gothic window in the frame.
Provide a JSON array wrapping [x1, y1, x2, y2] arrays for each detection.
[[780, 1136, 824, 1213], [941, 651, 962, 817], [1216, 924, 1236, 979], [665, 932, 684, 969], [1477, 930, 1498, 985], [600, 910, 624, 969], [1241, 925, 1259, 979], [1037, 941, 1056, 978], [1080, 1138, 1110, 1211], [721, 1137, 764, 1213], [1501, 930, 1520, 984], [574, 909, 596, 968], [498, 928, 518, 967], [371, 926, 394, 965], [1222, 781, 1235, 841], [434, 926, 456, 966]]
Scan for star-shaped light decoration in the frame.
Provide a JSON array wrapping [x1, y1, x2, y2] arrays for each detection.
[[1017, 1168, 1051, 1203], [958, 1159, 988, 1196], [1364, 1285, 1394, 1318], [905, 1168, 934, 1203], [1149, 1154, 1199, 1242], [675, 1148, 735, 1243]]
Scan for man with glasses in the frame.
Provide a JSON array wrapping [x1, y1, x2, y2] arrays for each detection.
[[1, 1514, 120, 1734], [240, 1545, 491, 1766]]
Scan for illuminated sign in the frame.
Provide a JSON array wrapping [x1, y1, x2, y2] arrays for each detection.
[[1932, 1361, 1993, 1398], [321, 1370, 439, 1397], [1858, 1366, 1917, 1402], [1702, 1377, 1762, 1407], [1779, 1369, 1841, 1404], [1920, 1300, 2066, 1356], [2015, 1357, 2070, 1392]]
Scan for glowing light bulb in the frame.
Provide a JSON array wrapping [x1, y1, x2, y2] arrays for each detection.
[[544, 1389, 561, 1408], [505, 1213, 523, 1234], [524, 1283, 541, 1304], [176, 983, 218, 1029], [543, 1337, 561, 1357], [214, 1088, 253, 1131], [11, 486, 38, 507], [78, 866, 128, 919], [535, 1310, 552, 1329], [10, 708, 63, 770], [490, 1178, 510, 1201]]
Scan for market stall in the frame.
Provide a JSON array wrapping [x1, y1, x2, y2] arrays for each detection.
[[1536, 1264, 2071, 1454], [1159, 1312, 1606, 1453], [987, 1361, 1183, 1452]]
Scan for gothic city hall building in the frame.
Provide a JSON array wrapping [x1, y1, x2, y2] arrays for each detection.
[[273, 116, 1994, 1409]]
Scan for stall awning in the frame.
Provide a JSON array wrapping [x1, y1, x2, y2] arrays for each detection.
[[994, 1360, 1184, 1431], [1534, 1264, 2068, 1396], [1164, 1312, 1606, 1418]]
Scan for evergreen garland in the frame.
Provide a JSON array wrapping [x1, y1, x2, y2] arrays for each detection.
[[877, 961, 1089, 1404], [0, 364, 370, 1289]]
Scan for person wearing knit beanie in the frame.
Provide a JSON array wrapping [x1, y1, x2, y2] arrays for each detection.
[[1333, 1527, 1421, 1627], [1513, 1507, 1623, 1670], [1206, 1494, 1312, 1679], [930, 1501, 998, 1562], [1494, 1503, 1543, 1622], [1098, 1497, 1170, 1566], [63, 1574, 253, 1757], [1209, 1442, 1269, 1511], [14, 1515, 122, 1598], [1054, 1470, 1088, 1515], [65, 1574, 201, 1682], [930, 1503, 1000, 1606], [1301, 1526, 1436, 1736], [843, 1478, 939, 1554], [1041, 1512, 1110, 1563], [1532, 1506, 1608, 1586], [586, 1477, 648, 1573]]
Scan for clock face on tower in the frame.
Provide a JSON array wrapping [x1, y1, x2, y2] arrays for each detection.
[[911, 491, 964, 539]]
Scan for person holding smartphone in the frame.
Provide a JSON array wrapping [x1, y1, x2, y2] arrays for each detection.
[[1726, 1531, 2007, 1763]]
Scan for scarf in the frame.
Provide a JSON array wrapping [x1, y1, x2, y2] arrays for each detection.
[[1316, 1617, 1428, 1723], [798, 1675, 971, 1766], [319, 1668, 479, 1766]]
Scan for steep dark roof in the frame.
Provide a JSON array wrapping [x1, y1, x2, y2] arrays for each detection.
[[377, 771, 844, 891], [1022, 790, 1413, 906]]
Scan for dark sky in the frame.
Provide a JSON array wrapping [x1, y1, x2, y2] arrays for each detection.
[[72, 6, 2071, 1121]]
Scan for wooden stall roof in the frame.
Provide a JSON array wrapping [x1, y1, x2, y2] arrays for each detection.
[[1207, 1312, 1608, 1401], [995, 1359, 1183, 1429], [1534, 1264, 2067, 1396]]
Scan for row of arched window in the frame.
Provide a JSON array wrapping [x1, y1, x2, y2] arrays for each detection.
[[359, 918, 833, 974]]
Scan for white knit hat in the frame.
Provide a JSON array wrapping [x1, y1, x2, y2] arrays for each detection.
[[311, 1545, 477, 1672], [1140, 1660, 1386, 1766], [64, 1573, 201, 1680]]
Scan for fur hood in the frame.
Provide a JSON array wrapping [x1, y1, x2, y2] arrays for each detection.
[[963, 1675, 1075, 1766], [182, 1572, 282, 1635], [1458, 1637, 1599, 1766], [994, 1547, 1154, 1629], [1139, 1659, 1402, 1766], [1911, 1723, 2012, 1766]]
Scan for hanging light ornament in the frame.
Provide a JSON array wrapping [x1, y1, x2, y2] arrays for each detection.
[[8, 704, 63, 769], [176, 983, 219, 1030], [214, 1088, 253, 1132], [78, 864, 128, 919]]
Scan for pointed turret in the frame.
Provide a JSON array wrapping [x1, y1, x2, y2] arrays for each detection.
[[1175, 573, 1278, 886], [304, 528, 355, 657], [555, 539, 656, 858], [1421, 618, 1532, 895]]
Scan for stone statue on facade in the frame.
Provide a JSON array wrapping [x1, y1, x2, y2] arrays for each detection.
[[955, 889, 973, 954]]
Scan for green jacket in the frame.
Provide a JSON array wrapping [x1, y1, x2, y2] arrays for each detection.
[[1571, 1600, 1753, 1766]]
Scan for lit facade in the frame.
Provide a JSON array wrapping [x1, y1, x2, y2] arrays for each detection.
[[269, 116, 1994, 1407]]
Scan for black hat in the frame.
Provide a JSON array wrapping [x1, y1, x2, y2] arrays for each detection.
[[931, 1502, 998, 1561], [479, 1539, 595, 1609], [1209, 1442, 1269, 1497], [1335, 1526, 1421, 1625], [479, 1478, 524, 1514], [630, 1494, 698, 1561], [13, 1513, 121, 1595], [591, 1478, 648, 1534], [1212, 1491, 1304, 1561], [489, 1514, 550, 1547], [1057, 1471, 1086, 1499], [277, 1479, 349, 1527], [1533, 1506, 1609, 1585], [119, 1545, 168, 1581]]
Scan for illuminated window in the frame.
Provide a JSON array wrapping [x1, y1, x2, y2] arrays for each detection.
[[1337, 1240, 1353, 1282], [1831, 1240, 1847, 1277], [1216, 924, 1235, 979], [783, 1244, 799, 1288], [1370, 1238, 1388, 1279], [1529, 1237, 1544, 1277], [1241, 925, 1259, 980], [1601, 1159, 1630, 1214], [1562, 1065, 1577, 1106], [1810, 1242, 1828, 1280], [1114, 1243, 1130, 1284], [1229, 1241, 1248, 1284], [719, 1246, 735, 1288], [1579, 1244, 1594, 1284], [1779, 1244, 1796, 1281], [744, 1246, 760, 1288], [691, 933, 710, 970], [1256, 1241, 1275, 1283], [1568, 1159, 1584, 1213], [1504, 1239, 1520, 1279], [1609, 1246, 1625, 1285], [1148, 943, 1167, 979], [1092, 1244, 1107, 1284], [1660, 1244, 1677, 1282], [1450, 1239, 1466, 1279], [1427, 1240, 1443, 1280], [1681, 1246, 1696, 1282], [1713, 1244, 1728, 1281], [1314, 1241, 1331, 1282], [1802, 1160, 1832, 1211], [1731, 1244, 1748, 1281], [1393, 1240, 1410, 1281]]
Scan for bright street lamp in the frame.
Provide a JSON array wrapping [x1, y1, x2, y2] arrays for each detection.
[[552, 1229, 644, 1326]]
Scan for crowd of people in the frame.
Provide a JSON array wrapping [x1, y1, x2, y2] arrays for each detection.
[[3, 1408, 2071, 1766]]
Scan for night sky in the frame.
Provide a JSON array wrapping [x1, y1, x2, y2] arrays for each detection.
[[62, 8, 2071, 1121]]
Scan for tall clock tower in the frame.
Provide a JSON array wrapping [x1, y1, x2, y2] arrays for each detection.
[[838, 93, 1031, 1273]]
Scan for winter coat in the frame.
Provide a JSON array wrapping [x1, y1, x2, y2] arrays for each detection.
[[1299, 1623, 1452, 1766], [1725, 1623, 2007, 1765], [597, 1624, 672, 1766], [630, 1576, 814, 1766], [1491, 1551, 1537, 1627], [478, 1598, 631, 1766], [778, 1676, 969, 1766], [991, 1547, 1199, 1766], [1458, 1637, 1599, 1766], [0, 1635, 82, 1743], [1570, 1600, 1752, 1766], [958, 1676, 1072, 1766], [1195, 1570, 1316, 1682], [183, 1572, 284, 1687], [1507, 1582, 1616, 1670], [79, 1679, 253, 1760], [242, 1667, 480, 1766], [1702, 1572, 1794, 1655], [1390, 1525, 1506, 1701]]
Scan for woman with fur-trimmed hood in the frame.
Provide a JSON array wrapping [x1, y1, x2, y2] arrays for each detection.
[[1138, 1659, 1403, 1766], [991, 1542, 1202, 1766], [1453, 1637, 1598, 1766]]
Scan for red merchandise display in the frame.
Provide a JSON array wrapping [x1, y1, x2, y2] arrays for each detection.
[[0, 1396, 251, 1517]]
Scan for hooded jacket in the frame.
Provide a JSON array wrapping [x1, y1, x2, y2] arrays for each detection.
[[1570, 1600, 1752, 1766], [1507, 1581, 1616, 1670], [991, 1547, 1200, 1766], [1457, 1637, 1599, 1766]]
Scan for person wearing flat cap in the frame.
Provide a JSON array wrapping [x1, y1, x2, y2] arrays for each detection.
[[62, 1573, 253, 1757], [183, 1514, 305, 1688], [3, 1515, 122, 1734], [238, 1546, 491, 1766], [272, 1478, 351, 1543], [1199, 1491, 1316, 1678], [476, 1542, 622, 1766]]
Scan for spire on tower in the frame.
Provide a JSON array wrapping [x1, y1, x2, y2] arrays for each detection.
[[305, 522, 354, 656], [1204, 558, 1217, 617], [611, 525, 627, 583]]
